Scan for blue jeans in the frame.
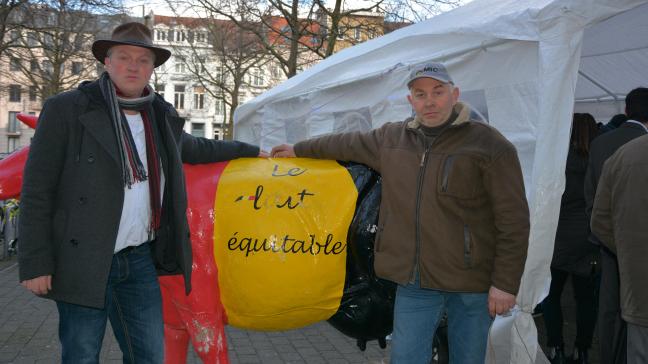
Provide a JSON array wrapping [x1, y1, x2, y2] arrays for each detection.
[[56, 242, 164, 364], [391, 276, 492, 364]]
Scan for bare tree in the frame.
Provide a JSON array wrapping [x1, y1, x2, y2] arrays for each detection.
[[381, 0, 462, 23], [166, 0, 388, 78], [0, 0, 28, 59], [311, 0, 385, 58], [166, 0, 463, 79], [159, 15, 271, 139], [3, 0, 128, 102]]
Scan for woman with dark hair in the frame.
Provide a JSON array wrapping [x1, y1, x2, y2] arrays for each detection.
[[544, 113, 600, 364]]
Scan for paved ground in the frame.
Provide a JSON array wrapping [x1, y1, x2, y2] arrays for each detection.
[[0, 252, 600, 363], [0, 256, 389, 363]]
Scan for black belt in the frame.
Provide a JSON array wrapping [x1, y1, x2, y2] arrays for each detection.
[[116, 241, 151, 255]]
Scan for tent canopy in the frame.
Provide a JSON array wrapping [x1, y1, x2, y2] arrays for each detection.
[[575, 3, 648, 117], [234, 1, 648, 362]]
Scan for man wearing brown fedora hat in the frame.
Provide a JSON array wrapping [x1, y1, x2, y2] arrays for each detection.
[[17, 22, 266, 363]]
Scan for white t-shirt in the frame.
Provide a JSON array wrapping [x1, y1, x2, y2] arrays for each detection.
[[114, 113, 165, 253]]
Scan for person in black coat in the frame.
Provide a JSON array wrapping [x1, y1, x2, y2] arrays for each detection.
[[544, 113, 599, 364], [18, 22, 266, 363], [598, 114, 628, 134], [584, 87, 648, 364]]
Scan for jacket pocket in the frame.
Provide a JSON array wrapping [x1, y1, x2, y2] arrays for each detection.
[[463, 224, 473, 268], [438, 154, 484, 200], [441, 155, 455, 192]]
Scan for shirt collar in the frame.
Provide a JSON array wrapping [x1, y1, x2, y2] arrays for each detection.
[[625, 119, 648, 133]]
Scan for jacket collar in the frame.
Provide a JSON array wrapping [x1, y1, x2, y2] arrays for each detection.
[[406, 102, 472, 130], [78, 79, 108, 108], [621, 120, 648, 133]]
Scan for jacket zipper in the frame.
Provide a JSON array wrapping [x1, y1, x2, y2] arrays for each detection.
[[410, 124, 456, 284], [408, 119, 464, 284], [411, 144, 431, 283]]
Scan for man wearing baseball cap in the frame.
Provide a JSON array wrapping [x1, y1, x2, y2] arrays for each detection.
[[272, 62, 529, 362], [18, 22, 265, 362]]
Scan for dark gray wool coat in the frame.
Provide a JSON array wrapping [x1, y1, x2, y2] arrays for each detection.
[[18, 80, 259, 308]]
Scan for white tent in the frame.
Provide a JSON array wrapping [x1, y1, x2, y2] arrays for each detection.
[[234, 0, 648, 362]]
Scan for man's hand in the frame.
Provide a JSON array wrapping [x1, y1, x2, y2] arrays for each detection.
[[21, 275, 52, 296], [271, 144, 296, 158], [488, 286, 516, 317]]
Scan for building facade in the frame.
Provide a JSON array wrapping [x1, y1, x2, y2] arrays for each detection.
[[0, 8, 398, 156], [151, 14, 288, 140]]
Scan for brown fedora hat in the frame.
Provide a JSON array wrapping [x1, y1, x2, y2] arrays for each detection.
[[92, 22, 171, 68]]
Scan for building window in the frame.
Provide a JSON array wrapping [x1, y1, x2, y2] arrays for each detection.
[[30, 59, 38, 71], [8, 111, 19, 133], [196, 32, 206, 42], [215, 66, 226, 83], [193, 56, 206, 74], [71, 62, 82, 75], [193, 86, 205, 109], [167, 29, 174, 41], [10, 58, 20, 71], [271, 66, 281, 79], [73, 35, 84, 51], [156, 29, 167, 41], [336, 27, 346, 40], [8, 85, 21, 102], [155, 83, 165, 98], [174, 85, 185, 109], [29, 86, 37, 101], [27, 32, 38, 46], [191, 122, 204, 137], [175, 58, 186, 73], [42, 60, 54, 74], [213, 124, 224, 140], [214, 98, 224, 115], [251, 68, 264, 86], [354, 28, 361, 40], [43, 33, 54, 48]]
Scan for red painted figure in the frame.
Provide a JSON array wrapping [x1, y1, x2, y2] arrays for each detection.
[[1, 114, 231, 363]]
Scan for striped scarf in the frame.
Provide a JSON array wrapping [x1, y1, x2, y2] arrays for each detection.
[[99, 71, 161, 232]]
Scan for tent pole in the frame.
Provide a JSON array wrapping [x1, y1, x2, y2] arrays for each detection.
[[578, 70, 623, 113]]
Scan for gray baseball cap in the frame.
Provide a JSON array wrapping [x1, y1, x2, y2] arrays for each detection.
[[407, 62, 454, 88]]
